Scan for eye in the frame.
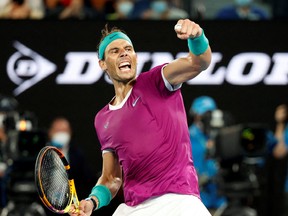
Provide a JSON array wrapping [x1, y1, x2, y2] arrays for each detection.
[[125, 46, 133, 52]]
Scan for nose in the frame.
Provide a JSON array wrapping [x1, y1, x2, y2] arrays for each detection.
[[119, 48, 128, 57]]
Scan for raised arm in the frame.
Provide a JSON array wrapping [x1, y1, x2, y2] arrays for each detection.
[[163, 19, 212, 86]]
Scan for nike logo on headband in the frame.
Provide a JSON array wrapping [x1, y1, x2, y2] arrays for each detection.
[[109, 34, 117, 40]]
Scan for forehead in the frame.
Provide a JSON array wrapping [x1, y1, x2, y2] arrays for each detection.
[[51, 119, 70, 130], [106, 39, 133, 50]]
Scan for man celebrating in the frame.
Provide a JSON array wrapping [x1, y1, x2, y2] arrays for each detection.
[[69, 18, 212, 216]]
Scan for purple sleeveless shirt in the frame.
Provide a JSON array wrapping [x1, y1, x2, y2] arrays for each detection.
[[94, 64, 200, 206]]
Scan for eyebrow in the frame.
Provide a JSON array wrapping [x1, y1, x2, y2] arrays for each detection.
[[107, 45, 133, 53]]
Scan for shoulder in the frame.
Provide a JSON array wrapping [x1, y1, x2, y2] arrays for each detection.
[[94, 105, 109, 126], [145, 64, 167, 74], [137, 64, 167, 81], [135, 63, 174, 94]]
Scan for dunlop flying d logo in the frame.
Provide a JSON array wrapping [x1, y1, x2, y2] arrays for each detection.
[[7, 41, 56, 96]]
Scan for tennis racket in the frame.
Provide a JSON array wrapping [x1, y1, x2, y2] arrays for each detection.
[[35, 146, 79, 214]]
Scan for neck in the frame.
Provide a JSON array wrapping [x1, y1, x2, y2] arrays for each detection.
[[112, 79, 135, 106]]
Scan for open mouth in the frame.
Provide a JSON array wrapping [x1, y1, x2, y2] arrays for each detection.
[[119, 61, 131, 71]]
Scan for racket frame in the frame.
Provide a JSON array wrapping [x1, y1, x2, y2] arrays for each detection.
[[35, 146, 79, 214]]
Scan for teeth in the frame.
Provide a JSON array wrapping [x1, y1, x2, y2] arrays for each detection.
[[120, 67, 130, 71], [119, 62, 130, 67]]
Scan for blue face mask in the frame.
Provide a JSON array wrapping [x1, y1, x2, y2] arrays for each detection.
[[151, 1, 168, 13], [235, 0, 252, 7], [118, 2, 134, 16]]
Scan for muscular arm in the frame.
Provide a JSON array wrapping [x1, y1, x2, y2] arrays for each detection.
[[87, 151, 122, 210], [163, 19, 212, 86], [96, 151, 123, 197], [69, 152, 122, 216]]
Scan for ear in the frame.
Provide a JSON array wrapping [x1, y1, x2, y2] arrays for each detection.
[[99, 59, 107, 71]]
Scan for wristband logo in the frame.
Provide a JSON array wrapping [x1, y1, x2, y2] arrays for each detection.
[[6, 42, 288, 96]]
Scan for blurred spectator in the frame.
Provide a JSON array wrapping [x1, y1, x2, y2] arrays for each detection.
[[45, 0, 82, 19], [44, 0, 103, 20], [188, 96, 227, 214], [48, 116, 72, 157], [270, 104, 288, 216], [0, 0, 44, 19], [189, 0, 207, 20], [141, 0, 189, 20], [273, 104, 288, 159], [106, 0, 134, 20], [129, 0, 150, 19], [215, 0, 270, 20], [89, 0, 107, 12], [47, 116, 94, 199], [269, 0, 288, 19]]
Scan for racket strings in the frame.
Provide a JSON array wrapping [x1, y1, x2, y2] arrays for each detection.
[[40, 150, 70, 210]]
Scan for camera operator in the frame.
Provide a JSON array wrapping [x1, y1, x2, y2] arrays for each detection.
[[188, 96, 228, 214]]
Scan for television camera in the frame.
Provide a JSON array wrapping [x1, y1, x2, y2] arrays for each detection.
[[201, 110, 269, 216], [0, 95, 47, 215]]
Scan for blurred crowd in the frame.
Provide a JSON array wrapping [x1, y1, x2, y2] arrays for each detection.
[[0, 0, 287, 20]]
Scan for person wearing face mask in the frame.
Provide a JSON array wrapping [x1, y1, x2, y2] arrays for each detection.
[[47, 117, 94, 205], [141, 0, 189, 20], [106, 0, 134, 20], [215, 0, 270, 20], [48, 116, 72, 157]]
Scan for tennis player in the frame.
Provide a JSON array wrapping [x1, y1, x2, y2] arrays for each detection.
[[69, 18, 212, 216]]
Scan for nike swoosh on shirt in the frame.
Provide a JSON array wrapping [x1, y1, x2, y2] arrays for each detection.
[[132, 97, 141, 107]]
